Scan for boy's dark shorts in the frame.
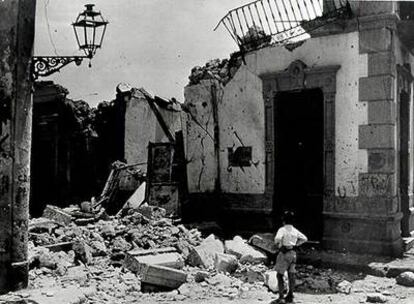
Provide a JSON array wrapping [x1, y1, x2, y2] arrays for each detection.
[[275, 250, 296, 274]]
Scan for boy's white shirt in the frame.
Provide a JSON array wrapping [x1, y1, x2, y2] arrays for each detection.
[[274, 224, 308, 247]]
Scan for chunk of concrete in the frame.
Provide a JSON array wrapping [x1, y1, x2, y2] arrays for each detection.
[[187, 235, 224, 268], [336, 280, 352, 294], [396, 271, 414, 287], [124, 251, 184, 274], [194, 271, 209, 283], [42, 205, 72, 225], [225, 237, 267, 264], [249, 234, 278, 255], [214, 253, 238, 274], [43, 241, 73, 253], [140, 263, 187, 290], [367, 293, 388, 303], [125, 182, 146, 209], [72, 240, 93, 265]]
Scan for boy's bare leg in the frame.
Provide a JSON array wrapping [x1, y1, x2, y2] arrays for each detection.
[[277, 273, 285, 300], [286, 272, 295, 302]]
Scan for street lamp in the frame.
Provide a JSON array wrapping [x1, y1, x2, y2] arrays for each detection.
[[31, 4, 108, 80]]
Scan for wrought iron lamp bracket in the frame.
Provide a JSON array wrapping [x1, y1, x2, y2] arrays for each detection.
[[31, 56, 89, 80]]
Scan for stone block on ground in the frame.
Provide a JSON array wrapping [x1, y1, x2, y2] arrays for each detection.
[[90, 240, 108, 257], [249, 234, 278, 255], [140, 263, 187, 290], [29, 217, 59, 233], [42, 205, 72, 225], [214, 253, 238, 274], [124, 182, 146, 210], [137, 205, 166, 219], [124, 250, 184, 274], [225, 236, 268, 264], [42, 241, 73, 253], [396, 271, 414, 287], [187, 234, 224, 268], [367, 293, 388, 303], [194, 271, 209, 283], [264, 270, 288, 293], [336, 280, 352, 294], [72, 240, 93, 265]]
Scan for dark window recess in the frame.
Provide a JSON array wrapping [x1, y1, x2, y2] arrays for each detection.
[[228, 146, 252, 167]]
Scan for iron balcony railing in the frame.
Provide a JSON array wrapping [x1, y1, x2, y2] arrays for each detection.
[[215, 0, 352, 52]]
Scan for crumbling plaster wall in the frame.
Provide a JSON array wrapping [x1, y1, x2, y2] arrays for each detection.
[[184, 82, 217, 192], [124, 90, 157, 165], [124, 89, 182, 166], [220, 67, 265, 193], [185, 31, 369, 197]]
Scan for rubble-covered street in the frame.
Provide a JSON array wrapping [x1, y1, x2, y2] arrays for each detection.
[[1, 203, 414, 304]]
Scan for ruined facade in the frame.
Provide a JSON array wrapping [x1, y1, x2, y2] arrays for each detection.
[[123, 86, 182, 166], [31, 82, 99, 216], [184, 1, 414, 256]]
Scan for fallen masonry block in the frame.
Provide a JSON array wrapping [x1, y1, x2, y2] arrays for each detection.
[[187, 235, 224, 268], [124, 250, 184, 274], [137, 205, 166, 219], [225, 237, 268, 265], [29, 217, 59, 234], [214, 253, 238, 274], [396, 271, 414, 287], [43, 241, 73, 253], [366, 293, 388, 303], [249, 234, 278, 255], [125, 247, 177, 257], [42, 205, 72, 225], [140, 263, 187, 291], [72, 240, 93, 265]]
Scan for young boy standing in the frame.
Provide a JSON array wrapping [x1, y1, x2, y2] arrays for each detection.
[[274, 211, 308, 303]]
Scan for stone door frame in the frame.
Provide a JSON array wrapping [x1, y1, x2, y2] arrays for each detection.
[[261, 60, 340, 215]]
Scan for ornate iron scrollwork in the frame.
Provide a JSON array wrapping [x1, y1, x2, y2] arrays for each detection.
[[31, 56, 86, 80]]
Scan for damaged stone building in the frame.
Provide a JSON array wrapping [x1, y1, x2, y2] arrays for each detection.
[[183, 0, 414, 256], [31, 81, 185, 216]]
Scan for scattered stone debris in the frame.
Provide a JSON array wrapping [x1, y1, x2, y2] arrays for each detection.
[[188, 56, 242, 87], [17, 201, 414, 303], [396, 271, 414, 287]]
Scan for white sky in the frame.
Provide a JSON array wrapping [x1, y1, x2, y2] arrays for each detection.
[[35, 0, 251, 106]]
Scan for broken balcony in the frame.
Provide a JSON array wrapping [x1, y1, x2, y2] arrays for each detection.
[[215, 0, 352, 52]]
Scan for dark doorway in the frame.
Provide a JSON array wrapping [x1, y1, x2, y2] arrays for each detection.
[[274, 88, 324, 241], [400, 90, 410, 237]]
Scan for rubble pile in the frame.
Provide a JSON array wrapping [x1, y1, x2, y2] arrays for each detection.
[[23, 203, 392, 303], [188, 57, 242, 86]]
